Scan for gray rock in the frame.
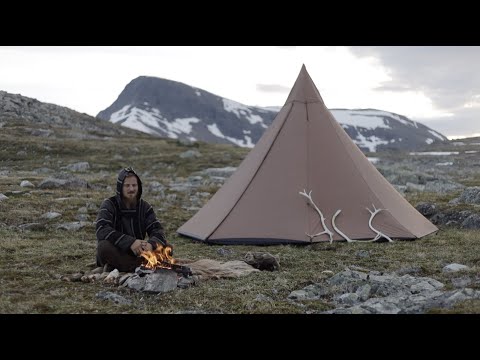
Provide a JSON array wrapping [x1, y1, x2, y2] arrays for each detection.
[[462, 214, 480, 229], [199, 167, 237, 178], [177, 276, 196, 289], [143, 269, 178, 293], [38, 174, 89, 189], [217, 247, 235, 256], [20, 180, 35, 188], [337, 293, 359, 305], [288, 283, 328, 301], [56, 221, 91, 231], [451, 276, 472, 288], [452, 187, 480, 205], [424, 180, 465, 194], [125, 270, 178, 293], [62, 162, 90, 172], [442, 263, 469, 272], [355, 250, 370, 258], [95, 291, 132, 305], [179, 149, 201, 159], [406, 182, 425, 192], [41, 212, 62, 220], [415, 202, 437, 217], [18, 223, 46, 231]]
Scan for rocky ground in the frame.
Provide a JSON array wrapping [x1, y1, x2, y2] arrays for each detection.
[[1, 117, 479, 314]]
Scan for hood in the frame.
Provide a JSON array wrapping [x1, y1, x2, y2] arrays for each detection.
[[115, 167, 143, 204]]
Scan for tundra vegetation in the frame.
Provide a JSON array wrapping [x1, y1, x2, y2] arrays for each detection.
[[1, 118, 479, 314]]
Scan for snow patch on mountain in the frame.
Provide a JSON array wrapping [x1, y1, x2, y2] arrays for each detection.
[[223, 98, 268, 128], [332, 110, 391, 130], [208, 123, 254, 148], [428, 129, 446, 141], [354, 133, 390, 152], [110, 105, 200, 139]]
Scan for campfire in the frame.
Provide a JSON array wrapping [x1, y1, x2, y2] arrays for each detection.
[[139, 245, 192, 277], [140, 245, 176, 269]]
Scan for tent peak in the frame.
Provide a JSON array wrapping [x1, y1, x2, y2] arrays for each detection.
[[285, 65, 325, 105]]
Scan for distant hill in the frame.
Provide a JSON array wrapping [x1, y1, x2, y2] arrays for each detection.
[[97, 76, 448, 152], [0, 90, 142, 139]]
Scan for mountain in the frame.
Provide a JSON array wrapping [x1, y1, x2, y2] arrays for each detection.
[[0, 90, 143, 138], [97, 76, 448, 152], [97, 76, 273, 148], [331, 108, 448, 152]]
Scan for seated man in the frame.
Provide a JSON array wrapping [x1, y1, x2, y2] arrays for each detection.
[[95, 167, 170, 272]]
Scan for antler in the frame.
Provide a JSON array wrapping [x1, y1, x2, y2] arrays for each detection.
[[331, 210, 353, 242], [299, 189, 335, 243], [365, 204, 393, 242], [299, 191, 394, 243]]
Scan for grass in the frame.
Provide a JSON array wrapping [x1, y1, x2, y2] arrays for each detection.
[[1, 120, 479, 314]]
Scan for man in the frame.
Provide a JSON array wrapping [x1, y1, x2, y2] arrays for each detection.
[[95, 167, 170, 272]]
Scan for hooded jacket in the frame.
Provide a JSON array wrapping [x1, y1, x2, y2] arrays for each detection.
[[95, 168, 167, 255]]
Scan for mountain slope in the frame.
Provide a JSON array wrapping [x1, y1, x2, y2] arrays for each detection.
[[331, 108, 447, 152], [97, 76, 273, 147], [97, 76, 448, 152], [0, 90, 143, 139]]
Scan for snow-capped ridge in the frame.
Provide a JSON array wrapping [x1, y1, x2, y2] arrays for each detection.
[[97, 76, 448, 152]]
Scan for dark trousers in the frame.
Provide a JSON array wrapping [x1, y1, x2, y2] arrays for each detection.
[[97, 240, 143, 272]]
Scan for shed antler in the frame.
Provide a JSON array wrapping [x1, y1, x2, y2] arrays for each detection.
[[331, 210, 353, 242], [365, 204, 393, 242], [299, 189, 394, 243], [299, 189, 335, 243]]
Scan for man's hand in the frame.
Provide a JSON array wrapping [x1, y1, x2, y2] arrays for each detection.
[[130, 239, 146, 256], [142, 242, 153, 252]]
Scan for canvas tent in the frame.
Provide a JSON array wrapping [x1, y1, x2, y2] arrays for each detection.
[[177, 65, 438, 244]]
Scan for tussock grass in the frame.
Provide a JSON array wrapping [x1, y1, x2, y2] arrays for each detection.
[[1, 122, 479, 313]]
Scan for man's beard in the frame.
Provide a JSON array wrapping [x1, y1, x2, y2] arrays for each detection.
[[124, 193, 138, 207]]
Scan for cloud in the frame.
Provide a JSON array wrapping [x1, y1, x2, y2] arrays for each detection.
[[348, 46, 480, 111], [348, 46, 480, 137], [374, 83, 413, 92], [256, 84, 290, 93], [419, 107, 480, 138]]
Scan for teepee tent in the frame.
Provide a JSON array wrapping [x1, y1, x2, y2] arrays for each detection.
[[177, 65, 438, 244]]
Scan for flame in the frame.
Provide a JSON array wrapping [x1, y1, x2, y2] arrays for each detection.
[[140, 245, 176, 269]]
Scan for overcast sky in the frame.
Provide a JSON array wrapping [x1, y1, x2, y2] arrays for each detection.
[[1, 46, 479, 139]]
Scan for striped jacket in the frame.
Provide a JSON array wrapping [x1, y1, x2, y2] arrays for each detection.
[[95, 196, 167, 252], [95, 168, 167, 253]]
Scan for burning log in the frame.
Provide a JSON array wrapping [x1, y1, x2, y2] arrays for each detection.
[[140, 244, 176, 269], [137, 262, 193, 277], [136, 244, 193, 278], [163, 262, 193, 277]]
